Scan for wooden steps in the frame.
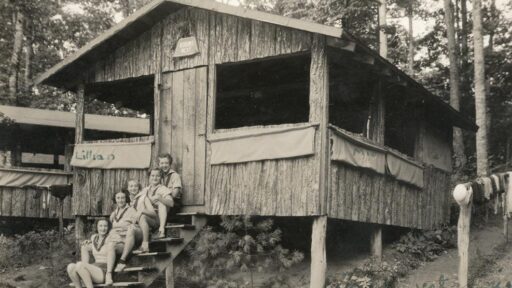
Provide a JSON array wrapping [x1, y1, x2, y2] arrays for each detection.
[[70, 282, 143, 287], [133, 251, 171, 257], [165, 223, 195, 230], [149, 237, 183, 244], [71, 214, 208, 288]]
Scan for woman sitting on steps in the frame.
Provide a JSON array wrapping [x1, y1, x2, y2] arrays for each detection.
[[130, 178, 159, 253], [140, 168, 174, 239], [105, 190, 142, 284], [67, 218, 111, 288]]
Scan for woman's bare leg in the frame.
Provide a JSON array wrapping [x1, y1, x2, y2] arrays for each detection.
[[157, 202, 168, 237], [80, 263, 105, 287], [106, 243, 122, 284], [67, 263, 82, 288], [75, 262, 94, 288], [138, 215, 156, 252]]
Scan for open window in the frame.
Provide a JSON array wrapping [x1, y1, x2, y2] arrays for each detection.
[[328, 58, 374, 135], [384, 87, 420, 157], [215, 54, 310, 129]]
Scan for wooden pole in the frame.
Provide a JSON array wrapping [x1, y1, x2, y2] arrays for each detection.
[[59, 197, 64, 240], [371, 225, 382, 263], [165, 262, 174, 288], [453, 186, 472, 288], [74, 82, 87, 248], [310, 216, 327, 288]]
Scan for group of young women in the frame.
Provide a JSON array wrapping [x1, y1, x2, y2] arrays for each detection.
[[67, 154, 181, 288]]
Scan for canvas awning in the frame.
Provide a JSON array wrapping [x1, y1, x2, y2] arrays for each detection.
[[0, 167, 72, 188]]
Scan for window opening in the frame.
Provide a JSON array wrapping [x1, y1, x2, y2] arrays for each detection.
[[215, 54, 310, 129]]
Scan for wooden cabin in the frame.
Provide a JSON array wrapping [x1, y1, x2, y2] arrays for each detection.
[[0, 105, 149, 221], [34, 0, 477, 286]]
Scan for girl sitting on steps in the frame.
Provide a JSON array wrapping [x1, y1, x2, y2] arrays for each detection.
[[67, 218, 111, 288]]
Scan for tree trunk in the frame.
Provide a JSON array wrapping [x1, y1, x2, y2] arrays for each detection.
[[472, 0, 488, 176], [8, 8, 24, 105], [459, 0, 469, 99], [24, 23, 33, 95], [378, 0, 387, 59], [444, 0, 466, 181], [407, 3, 414, 76]]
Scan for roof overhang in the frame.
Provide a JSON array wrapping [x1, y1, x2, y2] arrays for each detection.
[[34, 0, 476, 132], [0, 105, 150, 134]]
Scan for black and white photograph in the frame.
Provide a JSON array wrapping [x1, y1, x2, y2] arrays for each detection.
[[0, 0, 511, 287]]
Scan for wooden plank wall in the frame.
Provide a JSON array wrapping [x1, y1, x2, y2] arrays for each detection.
[[72, 136, 153, 216], [328, 162, 451, 229], [0, 186, 72, 219], [207, 156, 319, 216], [89, 8, 313, 83]]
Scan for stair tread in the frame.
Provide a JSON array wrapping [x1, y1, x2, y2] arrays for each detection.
[[150, 237, 184, 244], [166, 223, 195, 229], [70, 282, 143, 287], [175, 212, 205, 216], [118, 266, 155, 272], [134, 251, 171, 257]]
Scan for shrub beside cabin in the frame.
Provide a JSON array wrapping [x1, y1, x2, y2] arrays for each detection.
[[35, 0, 476, 286]]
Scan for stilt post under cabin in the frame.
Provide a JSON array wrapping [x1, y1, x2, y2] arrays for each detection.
[[310, 216, 327, 288], [74, 82, 87, 248], [165, 263, 174, 288]]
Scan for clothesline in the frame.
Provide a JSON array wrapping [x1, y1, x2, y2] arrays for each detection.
[[453, 172, 512, 217]]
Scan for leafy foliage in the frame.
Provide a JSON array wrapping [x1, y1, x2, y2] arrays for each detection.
[[176, 216, 304, 288]]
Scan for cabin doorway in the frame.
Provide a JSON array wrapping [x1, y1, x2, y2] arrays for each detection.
[[159, 67, 207, 206]]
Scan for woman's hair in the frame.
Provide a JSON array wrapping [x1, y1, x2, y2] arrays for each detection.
[[147, 167, 164, 177], [124, 179, 142, 191], [158, 153, 173, 164], [112, 189, 131, 204], [94, 217, 112, 233]]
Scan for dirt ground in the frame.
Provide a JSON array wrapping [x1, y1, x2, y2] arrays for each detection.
[[1, 215, 510, 288], [397, 215, 509, 288]]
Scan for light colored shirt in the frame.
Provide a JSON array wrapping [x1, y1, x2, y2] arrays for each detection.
[[90, 234, 108, 263], [162, 169, 182, 199]]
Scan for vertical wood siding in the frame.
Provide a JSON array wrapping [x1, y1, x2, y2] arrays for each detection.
[[328, 162, 451, 229], [72, 136, 153, 216], [159, 68, 207, 206], [89, 8, 312, 83], [207, 155, 319, 216], [0, 186, 72, 219]]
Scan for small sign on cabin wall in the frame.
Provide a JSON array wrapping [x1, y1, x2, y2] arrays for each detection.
[[70, 141, 152, 169], [173, 36, 199, 58]]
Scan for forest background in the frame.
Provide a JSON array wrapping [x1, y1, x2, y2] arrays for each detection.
[[1, 0, 511, 181]]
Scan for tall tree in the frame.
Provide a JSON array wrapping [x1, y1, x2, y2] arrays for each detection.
[[378, 0, 388, 58], [407, 1, 414, 75], [473, 0, 488, 176], [444, 0, 466, 180], [8, 5, 24, 105]]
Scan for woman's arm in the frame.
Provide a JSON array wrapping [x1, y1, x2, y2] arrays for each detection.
[[80, 240, 92, 263]]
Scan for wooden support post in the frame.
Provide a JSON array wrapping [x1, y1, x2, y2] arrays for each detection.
[[74, 82, 86, 248], [152, 22, 164, 161], [310, 34, 329, 214], [310, 216, 327, 288], [58, 197, 64, 240], [371, 225, 382, 263], [453, 185, 472, 288], [165, 262, 174, 288], [504, 195, 508, 242]]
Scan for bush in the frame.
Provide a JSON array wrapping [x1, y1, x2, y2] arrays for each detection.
[[392, 226, 456, 262], [176, 216, 304, 288], [0, 225, 75, 269]]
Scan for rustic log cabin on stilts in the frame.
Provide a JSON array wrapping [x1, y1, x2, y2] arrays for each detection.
[[34, 0, 477, 287]]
